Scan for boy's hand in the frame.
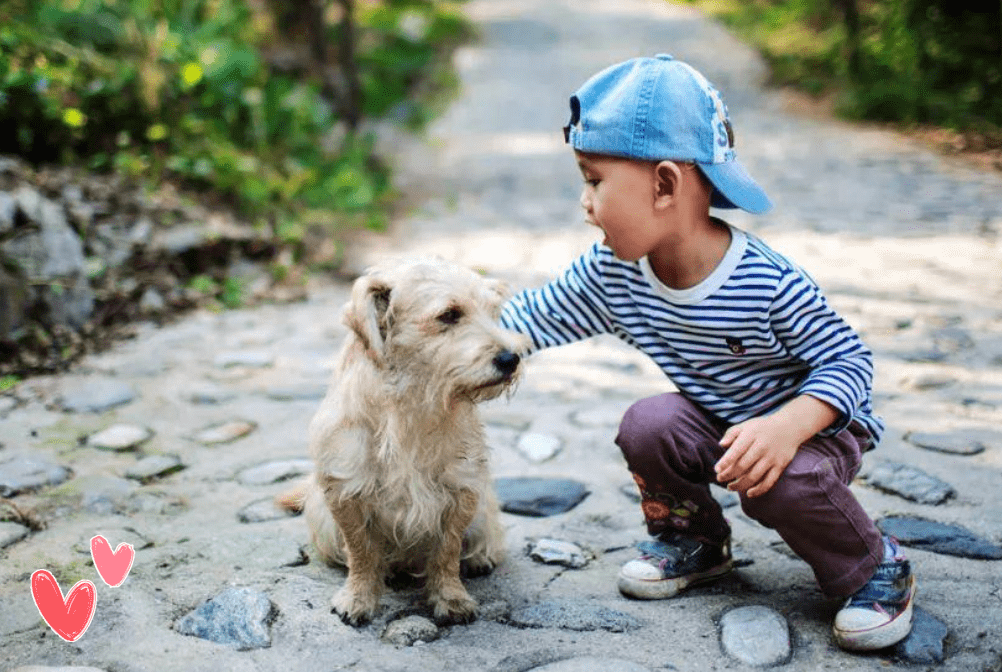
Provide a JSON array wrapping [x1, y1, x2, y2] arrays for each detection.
[[715, 395, 839, 498]]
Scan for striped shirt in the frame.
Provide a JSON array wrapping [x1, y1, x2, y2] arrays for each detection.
[[500, 227, 884, 445]]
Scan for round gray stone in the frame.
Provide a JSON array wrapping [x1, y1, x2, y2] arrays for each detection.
[[906, 430, 989, 455], [124, 454, 184, 482], [213, 350, 275, 368], [0, 521, 30, 548], [86, 424, 152, 451], [381, 615, 440, 646], [58, 379, 135, 413], [719, 605, 791, 667], [174, 587, 277, 650], [495, 477, 589, 517], [237, 459, 313, 486], [237, 497, 300, 523], [863, 461, 955, 505], [0, 455, 73, 497], [516, 432, 562, 462]]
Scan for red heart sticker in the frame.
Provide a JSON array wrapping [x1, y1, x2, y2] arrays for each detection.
[[31, 569, 96, 642], [90, 535, 135, 587]]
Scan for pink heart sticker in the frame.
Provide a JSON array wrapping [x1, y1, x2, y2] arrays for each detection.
[[90, 535, 135, 587], [31, 569, 96, 642]]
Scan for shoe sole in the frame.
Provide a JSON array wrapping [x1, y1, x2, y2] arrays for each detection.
[[617, 559, 734, 600], [833, 575, 917, 651]]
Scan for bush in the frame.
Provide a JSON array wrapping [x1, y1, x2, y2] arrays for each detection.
[[681, 0, 1002, 136], [0, 0, 471, 229]]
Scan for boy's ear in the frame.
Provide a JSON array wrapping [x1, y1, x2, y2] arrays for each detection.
[[654, 160, 683, 207]]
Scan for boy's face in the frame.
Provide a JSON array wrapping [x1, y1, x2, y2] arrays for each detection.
[[576, 152, 662, 262]]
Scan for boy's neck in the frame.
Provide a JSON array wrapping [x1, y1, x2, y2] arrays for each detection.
[[647, 216, 732, 290]]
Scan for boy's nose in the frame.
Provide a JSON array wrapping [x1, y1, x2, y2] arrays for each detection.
[[579, 188, 592, 211]]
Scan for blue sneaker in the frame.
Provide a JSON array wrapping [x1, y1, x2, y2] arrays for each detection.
[[618, 533, 733, 600], [833, 540, 916, 651]]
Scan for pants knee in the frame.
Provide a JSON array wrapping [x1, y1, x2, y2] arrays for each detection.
[[616, 395, 681, 463]]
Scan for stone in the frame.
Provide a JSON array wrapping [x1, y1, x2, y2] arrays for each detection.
[[192, 419, 257, 445], [184, 384, 237, 405], [238, 459, 313, 486], [529, 658, 651, 672], [495, 477, 590, 517], [506, 601, 643, 632], [263, 383, 328, 401], [0, 521, 30, 548], [895, 606, 949, 664], [719, 605, 791, 667], [569, 406, 624, 428], [0, 396, 17, 414], [906, 430, 989, 456], [73, 527, 153, 554], [516, 432, 563, 462], [237, 497, 300, 523], [9, 667, 110, 672], [877, 515, 1002, 559], [0, 455, 73, 496], [86, 424, 153, 451], [381, 615, 440, 646], [213, 350, 275, 369], [528, 539, 590, 568], [124, 454, 184, 482], [53, 475, 140, 515], [863, 461, 955, 505], [58, 378, 136, 413], [174, 587, 277, 650]]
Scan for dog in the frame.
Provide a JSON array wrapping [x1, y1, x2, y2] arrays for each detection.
[[279, 257, 528, 625]]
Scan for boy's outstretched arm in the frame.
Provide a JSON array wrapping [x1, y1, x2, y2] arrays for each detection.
[[714, 395, 838, 498]]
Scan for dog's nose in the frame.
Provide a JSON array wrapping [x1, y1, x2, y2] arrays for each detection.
[[492, 351, 521, 376]]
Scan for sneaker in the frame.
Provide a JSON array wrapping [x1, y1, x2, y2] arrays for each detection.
[[833, 552, 916, 651], [618, 533, 733, 600]]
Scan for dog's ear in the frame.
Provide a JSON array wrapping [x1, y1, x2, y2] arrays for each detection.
[[343, 273, 392, 362]]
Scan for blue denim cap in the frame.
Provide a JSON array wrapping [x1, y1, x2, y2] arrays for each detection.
[[564, 54, 773, 214]]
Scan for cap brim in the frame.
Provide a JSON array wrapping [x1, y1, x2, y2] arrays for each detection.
[[699, 161, 773, 214]]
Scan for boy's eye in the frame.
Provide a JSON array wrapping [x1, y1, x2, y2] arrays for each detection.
[[437, 306, 463, 325]]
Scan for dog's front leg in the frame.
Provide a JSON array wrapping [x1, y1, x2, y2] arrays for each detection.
[[326, 490, 385, 625], [426, 488, 479, 624]]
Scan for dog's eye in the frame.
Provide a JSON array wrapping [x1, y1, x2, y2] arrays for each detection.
[[437, 306, 463, 325]]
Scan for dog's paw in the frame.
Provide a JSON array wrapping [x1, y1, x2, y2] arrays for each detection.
[[331, 587, 377, 626], [460, 557, 496, 578], [430, 591, 478, 625]]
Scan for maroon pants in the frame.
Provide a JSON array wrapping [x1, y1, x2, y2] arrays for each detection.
[[615, 392, 883, 598]]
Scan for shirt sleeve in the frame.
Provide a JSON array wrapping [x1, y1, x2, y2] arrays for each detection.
[[500, 244, 615, 354], [770, 268, 874, 435]]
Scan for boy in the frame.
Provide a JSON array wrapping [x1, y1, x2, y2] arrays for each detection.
[[499, 54, 916, 651]]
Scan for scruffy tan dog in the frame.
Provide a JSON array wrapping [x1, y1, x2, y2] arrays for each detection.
[[280, 257, 528, 626]]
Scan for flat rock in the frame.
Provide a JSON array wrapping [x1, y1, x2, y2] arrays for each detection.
[[516, 432, 562, 462], [719, 605, 791, 667], [174, 587, 277, 650], [125, 454, 184, 482], [237, 497, 301, 523], [495, 477, 589, 517], [192, 419, 257, 445], [57, 378, 135, 413], [381, 615, 440, 646], [183, 385, 237, 405], [52, 475, 139, 515], [863, 461, 955, 504], [0, 455, 73, 496], [237, 459, 313, 486], [906, 430, 990, 455], [569, 407, 623, 428], [9, 667, 110, 672], [86, 424, 152, 451], [528, 538, 590, 568], [213, 350, 275, 368], [0, 521, 30, 548], [895, 606, 948, 664], [74, 527, 153, 554], [263, 384, 327, 401], [529, 659, 650, 672], [878, 515, 1002, 559], [506, 601, 642, 632]]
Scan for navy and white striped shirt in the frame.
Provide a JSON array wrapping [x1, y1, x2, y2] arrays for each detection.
[[501, 227, 884, 445]]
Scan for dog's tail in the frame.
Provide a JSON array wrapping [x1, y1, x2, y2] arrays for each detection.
[[274, 477, 311, 513]]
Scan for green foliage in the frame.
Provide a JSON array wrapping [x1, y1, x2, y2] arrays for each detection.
[[0, 0, 469, 228], [681, 0, 1002, 134], [0, 374, 18, 392]]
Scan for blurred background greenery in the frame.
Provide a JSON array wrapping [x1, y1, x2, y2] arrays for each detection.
[[683, 0, 1002, 143], [0, 0, 471, 236]]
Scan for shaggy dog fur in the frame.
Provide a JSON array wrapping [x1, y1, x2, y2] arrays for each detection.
[[279, 258, 528, 625]]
